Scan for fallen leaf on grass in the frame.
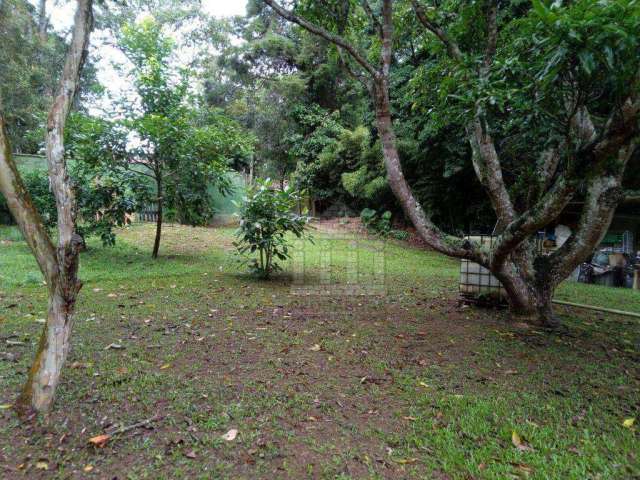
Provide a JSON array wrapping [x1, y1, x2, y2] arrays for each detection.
[[184, 450, 197, 459], [309, 344, 321, 352], [70, 362, 91, 369], [418, 381, 430, 388], [160, 363, 171, 370], [393, 457, 417, 464], [35, 461, 48, 470], [83, 465, 94, 472], [510, 462, 533, 476], [221, 429, 238, 441], [88, 434, 111, 448], [512, 431, 534, 451], [623, 418, 635, 428], [105, 343, 124, 350]]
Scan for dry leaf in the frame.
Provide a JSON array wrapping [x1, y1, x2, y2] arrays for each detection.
[[623, 418, 635, 428], [418, 381, 429, 388], [184, 450, 197, 459], [88, 434, 111, 447], [83, 465, 94, 473], [35, 461, 48, 470], [221, 429, 238, 441], [309, 344, 321, 352], [512, 430, 523, 447], [393, 457, 417, 464], [160, 363, 171, 370], [512, 431, 533, 451]]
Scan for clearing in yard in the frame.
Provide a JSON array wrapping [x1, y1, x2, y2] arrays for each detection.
[[0, 223, 638, 479]]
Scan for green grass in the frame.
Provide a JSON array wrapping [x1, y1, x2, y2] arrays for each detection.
[[0, 223, 638, 479], [14, 154, 47, 173]]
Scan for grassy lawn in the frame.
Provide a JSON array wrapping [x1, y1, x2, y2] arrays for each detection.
[[0, 223, 638, 479]]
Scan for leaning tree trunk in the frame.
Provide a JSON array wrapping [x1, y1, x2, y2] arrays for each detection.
[[0, 0, 93, 415], [17, 271, 81, 413]]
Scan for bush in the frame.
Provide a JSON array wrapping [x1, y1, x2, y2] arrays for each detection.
[[0, 166, 149, 246], [0, 170, 57, 228], [360, 208, 392, 235], [234, 179, 312, 279], [391, 229, 409, 241]]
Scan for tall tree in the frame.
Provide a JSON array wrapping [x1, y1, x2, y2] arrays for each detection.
[[262, 0, 640, 327], [116, 17, 253, 258], [0, 0, 94, 414]]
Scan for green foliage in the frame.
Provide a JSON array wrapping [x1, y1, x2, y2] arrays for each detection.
[[405, 0, 640, 228], [0, 0, 98, 153], [290, 105, 388, 210], [234, 179, 311, 278], [0, 161, 147, 246], [114, 18, 254, 234], [22, 170, 57, 228], [360, 208, 393, 235], [390, 229, 410, 241], [73, 164, 151, 246]]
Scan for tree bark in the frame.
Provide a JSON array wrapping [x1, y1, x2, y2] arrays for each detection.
[[0, 0, 93, 415], [152, 175, 163, 259], [37, 0, 48, 41]]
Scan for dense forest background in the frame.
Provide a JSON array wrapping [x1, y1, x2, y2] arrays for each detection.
[[0, 0, 498, 235]]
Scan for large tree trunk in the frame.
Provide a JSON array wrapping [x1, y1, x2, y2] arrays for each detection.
[[497, 263, 558, 328], [16, 272, 81, 413], [152, 176, 163, 259]]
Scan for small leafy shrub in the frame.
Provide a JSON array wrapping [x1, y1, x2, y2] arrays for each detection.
[[234, 179, 311, 279], [360, 208, 392, 235], [391, 229, 409, 241]]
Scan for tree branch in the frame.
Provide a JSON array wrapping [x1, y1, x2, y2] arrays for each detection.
[[412, 0, 463, 61], [380, 0, 393, 78], [261, 0, 379, 78], [361, 0, 382, 38], [548, 145, 633, 284], [467, 117, 516, 224], [413, 0, 515, 224], [46, 0, 94, 252], [337, 49, 370, 90], [481, 1, 498, 76], [0, 113, 59, 287]]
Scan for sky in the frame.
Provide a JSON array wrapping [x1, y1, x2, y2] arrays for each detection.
[[33, 0, 248, 115], [41, 0, 247, 30]]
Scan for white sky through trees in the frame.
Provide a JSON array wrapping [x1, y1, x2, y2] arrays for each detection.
[[31, 1, 248, 116]]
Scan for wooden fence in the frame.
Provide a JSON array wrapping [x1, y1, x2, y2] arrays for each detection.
[[137, 203, 158, 223]]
